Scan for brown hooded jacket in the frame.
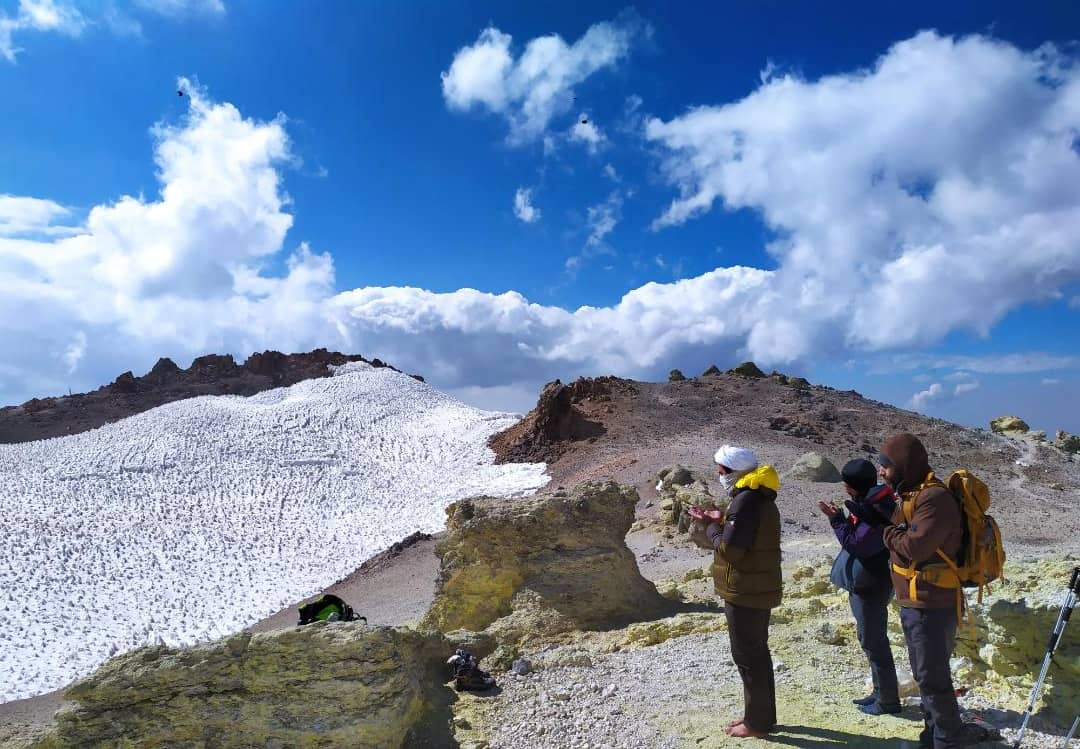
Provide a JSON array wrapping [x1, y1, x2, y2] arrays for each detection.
[[880, 433, 963, 609]]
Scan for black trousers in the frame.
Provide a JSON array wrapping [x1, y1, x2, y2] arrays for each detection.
[[900, 606, 963, 748], [725, 602, 776, 732], [850, 588, 899, 705]]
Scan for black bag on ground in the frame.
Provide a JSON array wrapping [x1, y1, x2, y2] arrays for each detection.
[[446, 649, 496, 691], [297, 594, 366, 625]]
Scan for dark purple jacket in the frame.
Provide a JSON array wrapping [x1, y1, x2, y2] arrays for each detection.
[[830, 484, 896, 594]]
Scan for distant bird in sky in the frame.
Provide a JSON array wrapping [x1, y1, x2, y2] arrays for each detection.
[[177, 90, 184, 97]]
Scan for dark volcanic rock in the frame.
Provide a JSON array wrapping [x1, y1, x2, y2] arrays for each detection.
[[727, 361, 766, 378], [0, 349, 406, 444], [487, 377, 627, 463]]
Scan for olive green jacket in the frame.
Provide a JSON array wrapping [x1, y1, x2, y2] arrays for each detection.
[[709, 465, 783, 610]]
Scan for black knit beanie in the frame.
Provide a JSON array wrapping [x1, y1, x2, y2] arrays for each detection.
[[841, 458, 878, 495]]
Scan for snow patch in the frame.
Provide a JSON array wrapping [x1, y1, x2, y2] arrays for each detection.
[[0, 367, 548, 702]]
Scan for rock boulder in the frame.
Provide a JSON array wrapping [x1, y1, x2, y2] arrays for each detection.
[[1055, 430, 1080, 454], [420, 482, 670, 664], [783, 452, 842, 483], [990, 415, 1030, 434], [727, 361, 766, 378], [41, 625, 454, 748], [487, 379, 611, 463]]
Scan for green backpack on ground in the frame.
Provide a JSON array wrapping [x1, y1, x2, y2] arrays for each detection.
[[297, 594, 366, 625]]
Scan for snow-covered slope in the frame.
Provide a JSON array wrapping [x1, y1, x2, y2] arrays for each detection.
[[0, 363, 548, 702]]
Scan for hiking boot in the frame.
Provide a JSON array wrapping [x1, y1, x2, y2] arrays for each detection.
[[852, 694, 878, 706], [858, 700, 902, 716]]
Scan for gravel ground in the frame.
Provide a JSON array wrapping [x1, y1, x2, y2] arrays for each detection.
[[461, 629, 1078, 749]]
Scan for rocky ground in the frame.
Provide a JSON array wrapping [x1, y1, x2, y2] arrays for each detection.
[[2, 365, 1079, 748]]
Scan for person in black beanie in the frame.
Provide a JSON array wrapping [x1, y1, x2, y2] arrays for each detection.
[[818, 458, 901, 715]]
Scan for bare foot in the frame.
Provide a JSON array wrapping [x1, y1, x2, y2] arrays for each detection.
[[726, 722, 769, 738], [727, 719, 744, 729]]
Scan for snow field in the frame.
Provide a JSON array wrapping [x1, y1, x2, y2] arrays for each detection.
[[0, 363, 548, 702]]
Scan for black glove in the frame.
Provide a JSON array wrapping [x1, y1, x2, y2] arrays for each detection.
[[845, 499, 888, 527]]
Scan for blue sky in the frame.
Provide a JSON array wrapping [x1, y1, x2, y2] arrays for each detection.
[[1, 0, 1079, 435]]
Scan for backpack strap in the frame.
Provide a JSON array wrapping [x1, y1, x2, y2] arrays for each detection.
[[892, 473, 965, 620]]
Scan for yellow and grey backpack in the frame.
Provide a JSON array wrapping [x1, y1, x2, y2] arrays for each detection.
[[893, 470, 1006, 621]]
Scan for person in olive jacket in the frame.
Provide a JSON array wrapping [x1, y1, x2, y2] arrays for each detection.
[[880, 433, 964, 749], [689, 444, 781, 738]]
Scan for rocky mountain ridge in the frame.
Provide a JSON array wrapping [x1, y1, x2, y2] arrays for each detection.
[[0, 349, 421, 443]]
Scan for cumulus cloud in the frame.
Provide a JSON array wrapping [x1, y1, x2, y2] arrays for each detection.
[[441, 14, 639, 144], [6, 37, 1080, 420], [646, 31, 1080, 363], [910, 378, 979, 411], [513, 187, 541, 223], [910, 383, 946, 410], [0, 78, 778, 406], [0, 0, 85, 62], [0, 195, 78, 237], [0, 78, 331, 401]]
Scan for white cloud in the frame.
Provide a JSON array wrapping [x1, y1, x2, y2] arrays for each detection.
[[910, 377, 979, 411], [62, 331, 87, 374], [1070, 296, 1080, 309], [1, 0, 222, 60], [4, 57, 1077, 428], [0, 78, 330, 402], [569, 115, 606, 153], [586, 191, 622, 247], [944, 370, 973, 382], [513, 187, 541, 224], [603, 164, 620, 182], [954, 381, 980, 395], [0, 79, 777, 406], [1042, 378, 1062, 386], [441, 14, 639, 144], [0, 0, 85, 62], [877, 352, 1080, 375], [0, 195, 78, 237], [646, 32, 1080, 363], [910, 383, 946, 410], [134, 0, 225, 16]]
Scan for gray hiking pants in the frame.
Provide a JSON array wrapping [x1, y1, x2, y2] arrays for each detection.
[[900, 606, 963, 748]]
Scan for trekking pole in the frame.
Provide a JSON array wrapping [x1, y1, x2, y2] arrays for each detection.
[[1013, 567, 1080, 749], [1061, 715, 1078, 748]]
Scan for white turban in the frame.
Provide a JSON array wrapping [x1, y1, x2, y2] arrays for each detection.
[[713, 445, 758, 472]]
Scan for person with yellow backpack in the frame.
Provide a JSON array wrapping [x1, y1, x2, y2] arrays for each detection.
[[879, 433, 965, 749]]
